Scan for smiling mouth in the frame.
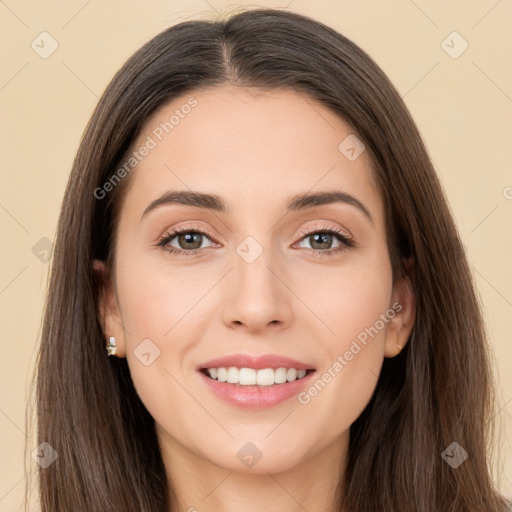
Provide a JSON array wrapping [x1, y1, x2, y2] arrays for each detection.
[[199, 367, 315, 387]]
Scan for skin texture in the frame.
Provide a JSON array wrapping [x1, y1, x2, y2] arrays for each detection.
[[94, 85, 416, 512]]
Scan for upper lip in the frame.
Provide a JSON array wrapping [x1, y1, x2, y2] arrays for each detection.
[[198, 354, 316, 371]]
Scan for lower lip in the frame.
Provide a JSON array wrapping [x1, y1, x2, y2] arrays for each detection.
[[198, 370, 316, 409]]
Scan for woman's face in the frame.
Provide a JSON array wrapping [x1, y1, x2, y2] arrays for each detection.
[[95, 85, 415, 475]]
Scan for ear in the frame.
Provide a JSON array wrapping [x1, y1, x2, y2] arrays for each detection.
[[384, 259, 416, 358], [93, 259, 126, 358]]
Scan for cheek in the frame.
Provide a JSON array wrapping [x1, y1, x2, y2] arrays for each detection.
[[115, 249, 208, 340], [293, 247, 393, 421], [112, 251, 198, 405], [298, 245, 393, 354]]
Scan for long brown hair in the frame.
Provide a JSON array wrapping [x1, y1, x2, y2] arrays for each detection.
[[26, 7, 510, 511]]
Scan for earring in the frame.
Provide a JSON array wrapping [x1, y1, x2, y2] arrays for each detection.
[[106, 336, 117, 356]]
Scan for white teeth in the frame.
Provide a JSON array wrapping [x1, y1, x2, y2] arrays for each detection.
[[256, 368, 274, 386], [204, 366, 310, 386], [226, 367, 239, 384], [274, 367, 287, 384], [217, 367, 227, 382], [240, 368, 257, 385], [286, 368, 297, 382]]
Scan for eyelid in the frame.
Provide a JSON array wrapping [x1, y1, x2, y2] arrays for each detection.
[[292, 222, 356, 253], [159, 222, 217, 238], [156, 221, 355, 256], [156, 223, 220, 247], [295, 222, 353, 241]]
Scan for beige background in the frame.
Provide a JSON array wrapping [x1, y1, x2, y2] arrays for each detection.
[[1, 0, 511, 509]]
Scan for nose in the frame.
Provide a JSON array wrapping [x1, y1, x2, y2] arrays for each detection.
[[221, 242, 294, 333]]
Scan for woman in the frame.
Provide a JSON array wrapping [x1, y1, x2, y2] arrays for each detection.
[[28, 7, 511, 512]]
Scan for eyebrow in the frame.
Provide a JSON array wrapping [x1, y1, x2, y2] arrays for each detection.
[[140, 189, 373, 224]]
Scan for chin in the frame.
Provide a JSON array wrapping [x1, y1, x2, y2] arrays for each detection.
[[198, 437, 309, 474]]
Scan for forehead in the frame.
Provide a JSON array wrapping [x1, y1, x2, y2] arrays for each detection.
[[120, 85, 382, 222]]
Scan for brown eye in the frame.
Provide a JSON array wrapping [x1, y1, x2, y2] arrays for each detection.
[[157, 227, 217, 256], [301, 232, 337, 250], [295, 226, 355, 256], [174, 232, 204, 250]]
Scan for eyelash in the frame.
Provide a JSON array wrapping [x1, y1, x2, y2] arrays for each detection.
[[156, 224, 355, 258]]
